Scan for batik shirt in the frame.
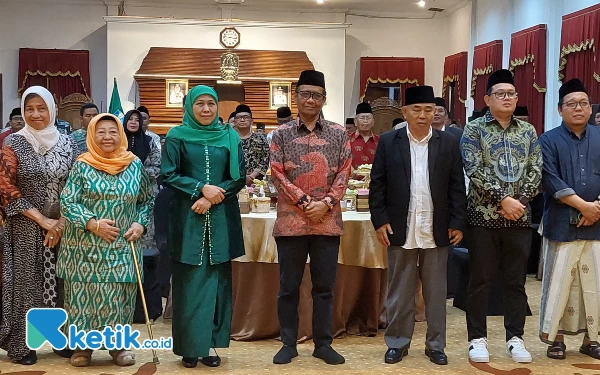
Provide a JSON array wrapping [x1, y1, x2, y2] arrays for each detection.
[[241, 132, 270, 177], [146, 130, 162, 152], [349, 131, 379, 169], [270, 117, 352, 237], [460, 110, 542, 228], [70, 129, 87, 152], [55, 119, 71, 135]]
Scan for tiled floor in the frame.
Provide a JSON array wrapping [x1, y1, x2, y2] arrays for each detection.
[[1, 277, 599, 375]]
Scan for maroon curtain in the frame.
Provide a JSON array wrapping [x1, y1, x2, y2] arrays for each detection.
[[442, 52, 468, 126], [18, 48, 91, 100], [471, 40, 503, 111], [360, 57, 425, 104], [510, 25, 547, 135], [559, 4, 600, 102]]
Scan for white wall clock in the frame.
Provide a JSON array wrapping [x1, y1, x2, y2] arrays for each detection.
[[220, 27, 241, 49]]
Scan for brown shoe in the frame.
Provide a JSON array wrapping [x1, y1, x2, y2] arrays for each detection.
[[70, 350, 93, 367]]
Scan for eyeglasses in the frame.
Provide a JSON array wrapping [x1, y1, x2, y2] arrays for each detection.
[[356, 115, 373, 121], [297, 90, 325, 101], [235, 115, 251, 121], [11, 117, 24, 122], [490, 91, 518, 100], [563, 100, 591, 110]]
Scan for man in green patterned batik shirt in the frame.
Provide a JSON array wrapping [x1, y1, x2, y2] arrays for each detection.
[[460, 69, 542, 365]]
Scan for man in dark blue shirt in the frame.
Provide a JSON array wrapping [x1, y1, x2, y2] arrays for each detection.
[[539, 78, 600, 361]]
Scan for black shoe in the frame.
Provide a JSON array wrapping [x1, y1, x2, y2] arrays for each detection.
[[200, 355, 221, 367], [54, 348, 75, 358], [182, 357, 198, 368], [15, 351, 37, 365], [425, 348, 448, 365], [273, 345, 298, 364], [312, 346, 345, 365], [385, 347, 408, 364]]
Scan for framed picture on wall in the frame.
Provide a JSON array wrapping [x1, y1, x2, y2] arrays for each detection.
[[269, 82, 291, 109], [165, 79, 189, 107]]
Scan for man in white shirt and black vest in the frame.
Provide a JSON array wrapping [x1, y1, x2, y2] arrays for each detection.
[[369, 85, 467, 366]]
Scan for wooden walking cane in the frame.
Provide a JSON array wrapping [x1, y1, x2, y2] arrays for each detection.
[[130, 241, 160, 364]]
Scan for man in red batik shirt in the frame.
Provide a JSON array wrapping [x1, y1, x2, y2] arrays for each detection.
[[270, 70, 352, 366], [350, 102, 379, 169]]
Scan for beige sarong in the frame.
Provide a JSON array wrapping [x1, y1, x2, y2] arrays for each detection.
[[539, 239, 600, 344]]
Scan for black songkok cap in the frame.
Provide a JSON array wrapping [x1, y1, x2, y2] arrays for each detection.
[[256, 123, 265, 130], [345, 118, 355, 125], [297, 70, 326, 90], [229, 111, 237, 120], [137, 106, 149, 116], [487, 69, 514, 92], [559, 78, 588, 101], [235, 104, 252, 116], [514, 106, 529, 116], [392, 118, 404, 126], [356, 102, 373, 115], [434, 97, 447, 110], [10, 107, 21, 119], [277, 106, 292, 118], [404, 86, 436, 106]]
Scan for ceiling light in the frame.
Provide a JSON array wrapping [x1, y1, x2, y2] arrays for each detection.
[[317, 0, 325, 4], [417, 0, 426, 7]]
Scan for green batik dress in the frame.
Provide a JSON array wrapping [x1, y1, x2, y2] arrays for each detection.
[[57, 159, 154, 332], [161, 137, 245, 358]]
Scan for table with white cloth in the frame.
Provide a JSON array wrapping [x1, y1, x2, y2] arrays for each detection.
[[231, 211, 388, 341]]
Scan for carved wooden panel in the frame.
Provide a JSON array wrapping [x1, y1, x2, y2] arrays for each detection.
[[371, 96, 404, 135], [58, 93, 92, 130]]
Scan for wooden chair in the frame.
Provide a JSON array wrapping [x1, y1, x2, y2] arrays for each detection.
[[371, 97, 404, 135], [57, 93, 92, 131]]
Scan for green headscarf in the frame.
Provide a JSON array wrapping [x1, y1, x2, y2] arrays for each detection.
[[166, 85, 241, 180]]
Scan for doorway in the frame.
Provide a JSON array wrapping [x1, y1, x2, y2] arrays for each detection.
[[215, 83, 245, 121]]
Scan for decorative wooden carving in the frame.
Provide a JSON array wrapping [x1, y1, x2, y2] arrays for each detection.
[[371, 97, 400, 108], [371, 96, 404, 135], [58, 93, 92, 130], [135, 47, 313, 134]]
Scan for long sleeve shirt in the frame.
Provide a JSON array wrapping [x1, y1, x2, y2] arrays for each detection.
[[460, 111, 542, 228], [241, 132, 270, 177], [270, 117, 352, 237], [404, 127, 436, 249], [540, 123, 600, 242]]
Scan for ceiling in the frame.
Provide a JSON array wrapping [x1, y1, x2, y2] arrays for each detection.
[[13, 0, 469, 19]]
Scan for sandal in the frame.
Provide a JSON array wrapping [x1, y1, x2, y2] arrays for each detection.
[[547, 341, 566, 360], [109, 349, 136, 366], [580, 342, 600, 360], [70, 349, 93, 367]]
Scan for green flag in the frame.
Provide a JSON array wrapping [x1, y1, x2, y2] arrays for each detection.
[[108, 78, 124, 122]]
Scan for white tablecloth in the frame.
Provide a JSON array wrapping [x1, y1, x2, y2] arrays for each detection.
[[238, 210, 386, 268]]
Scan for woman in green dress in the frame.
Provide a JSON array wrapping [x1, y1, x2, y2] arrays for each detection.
[[57, 113, 154, 367], [161, 85, 245, 368]]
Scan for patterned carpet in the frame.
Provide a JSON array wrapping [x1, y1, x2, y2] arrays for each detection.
[[1, 277, 599, 375]]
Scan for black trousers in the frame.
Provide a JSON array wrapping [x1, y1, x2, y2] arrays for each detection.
[[275, 235, 340, 348], [466, 226, 531, 341]]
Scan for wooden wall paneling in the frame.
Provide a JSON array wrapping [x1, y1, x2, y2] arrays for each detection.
[[138, 78, 215, 125], [136, 47, 312, 134], [136, 48, 314, 79]]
